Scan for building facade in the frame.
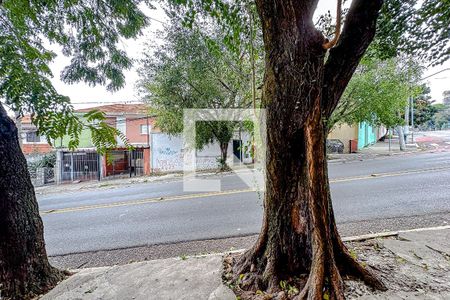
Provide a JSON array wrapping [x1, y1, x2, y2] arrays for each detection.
[[21, 104, 253, 184], [328, 122, 386, 153], [20, 115, 53, 155]]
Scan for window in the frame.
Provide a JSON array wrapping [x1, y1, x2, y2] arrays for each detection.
[[26, 131, 41, 143], [140, 124, 150, 135]]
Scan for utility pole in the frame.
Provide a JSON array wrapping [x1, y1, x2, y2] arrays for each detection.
[[14, 111, 23, 148], [410, 97, 414, 143], [404, 98, 410, 143], [146, 116, 150, 147]]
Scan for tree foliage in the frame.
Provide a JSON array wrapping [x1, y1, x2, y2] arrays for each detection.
[[330, 57, 422, 129], [432, 91, 450, 130], [138, 11, 262, 167], [443, 90, 450, 106], [412, 85, 437, 128], [370, 0, 450, 65], [0, 0, 151, 152]]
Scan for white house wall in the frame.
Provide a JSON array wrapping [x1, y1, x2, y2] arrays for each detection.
[[116, 116, 126, 146], [151, 133, 253, 172], [196, 142, 232, 170], [151, 133, 184, 172]]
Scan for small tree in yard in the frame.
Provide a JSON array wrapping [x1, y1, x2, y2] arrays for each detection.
[[0, 1, 149, 299], [138, 13, 261, 170], [433, 105, 450, 130]]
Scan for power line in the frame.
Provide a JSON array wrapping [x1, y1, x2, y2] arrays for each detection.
[[421, 68, 450, 81], [148, 16, 165, 24]]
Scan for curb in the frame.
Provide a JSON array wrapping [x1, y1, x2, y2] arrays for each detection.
[[342, 224, 450, 242], [185, 225, 450, 260], [65, 225, 450, 272], [328, 158, 346, 164]]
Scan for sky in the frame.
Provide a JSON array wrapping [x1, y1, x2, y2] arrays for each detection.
[[48, 1, 450, 110]]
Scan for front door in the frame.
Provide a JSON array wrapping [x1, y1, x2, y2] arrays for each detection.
[[233, 140, 242, 163]]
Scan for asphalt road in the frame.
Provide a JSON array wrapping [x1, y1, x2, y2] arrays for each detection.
[[38, 151, 450, 256]]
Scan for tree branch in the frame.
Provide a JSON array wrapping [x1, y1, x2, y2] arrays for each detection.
[[322, 0, 383, 119], [323, 0, 342, 49]]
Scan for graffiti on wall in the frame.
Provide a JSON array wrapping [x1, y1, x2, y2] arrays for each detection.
[[151, 134, 184, 172], [196, 157, 220, 170], [151, 133, 221, 172]]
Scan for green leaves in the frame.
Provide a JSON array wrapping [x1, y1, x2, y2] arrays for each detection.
[[1, 0, 151, 151], [168, 0, 256, 56], [370, 0, 450, 65], [331, 57, 423, 129], [138, 13, 260, 149]]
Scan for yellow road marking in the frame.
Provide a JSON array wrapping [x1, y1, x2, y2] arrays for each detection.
[[40, 165, 450, 215], [40, 188, 254, 215]]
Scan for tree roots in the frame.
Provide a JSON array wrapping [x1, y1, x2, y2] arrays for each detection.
[[223, 236, 386, 300]]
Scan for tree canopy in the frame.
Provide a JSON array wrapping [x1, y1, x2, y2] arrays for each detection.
[[330, 57, 423, 129], [0, 0, 151, 151], [138, 11, 262, 168], [369, 0, 449, 65], [2, 0, 450, 299]]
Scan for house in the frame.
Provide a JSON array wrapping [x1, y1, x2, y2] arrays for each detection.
[[328, 122, 386, 153], [56, 104, 155, 182], [75, 104, 157, 147], [20, 115, 53, 155], [20, 103, 254, 184]]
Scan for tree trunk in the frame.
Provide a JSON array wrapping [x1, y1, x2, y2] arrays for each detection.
[[219, 141, 229, 171], [226, 1, 385, 299], [396, 125, 406, 151], [0, 104, 64, 300]]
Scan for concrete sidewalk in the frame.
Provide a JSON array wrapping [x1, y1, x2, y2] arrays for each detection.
[[35, 164, 257, 196], [42, 227, 450, 300], [42, 255, 235, 300], [329, 140, 420, 162]]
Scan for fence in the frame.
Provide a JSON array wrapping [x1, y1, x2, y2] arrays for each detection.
[[29, 167, 54, 186], [60, 151, 100, 182], [105, 149, 144, 178]]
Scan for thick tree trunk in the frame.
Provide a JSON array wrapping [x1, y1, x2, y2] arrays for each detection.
[[0, 104, 64, 300], [226, 1, 385, 299]]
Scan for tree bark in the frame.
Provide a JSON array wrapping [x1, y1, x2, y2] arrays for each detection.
[[227, 0, 385, 299], [219, 141, 229, 171], [0, 104, 64, 300], [397, 125, 406, 151]]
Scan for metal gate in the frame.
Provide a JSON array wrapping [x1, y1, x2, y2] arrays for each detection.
[[105, 149, 144, 178], [61, 151, 100, 182]]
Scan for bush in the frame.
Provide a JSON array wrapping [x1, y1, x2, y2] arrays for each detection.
[[27, 152, 56, 175]]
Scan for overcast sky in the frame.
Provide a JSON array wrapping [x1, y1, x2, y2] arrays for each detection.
[[48, 1, 450, 110]]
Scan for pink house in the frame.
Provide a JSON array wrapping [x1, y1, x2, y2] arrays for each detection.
[[76, 104, 157, 177]]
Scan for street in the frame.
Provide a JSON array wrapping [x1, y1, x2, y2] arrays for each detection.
[[3, 4, 450, 298], [38, 147, 450, 257]]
